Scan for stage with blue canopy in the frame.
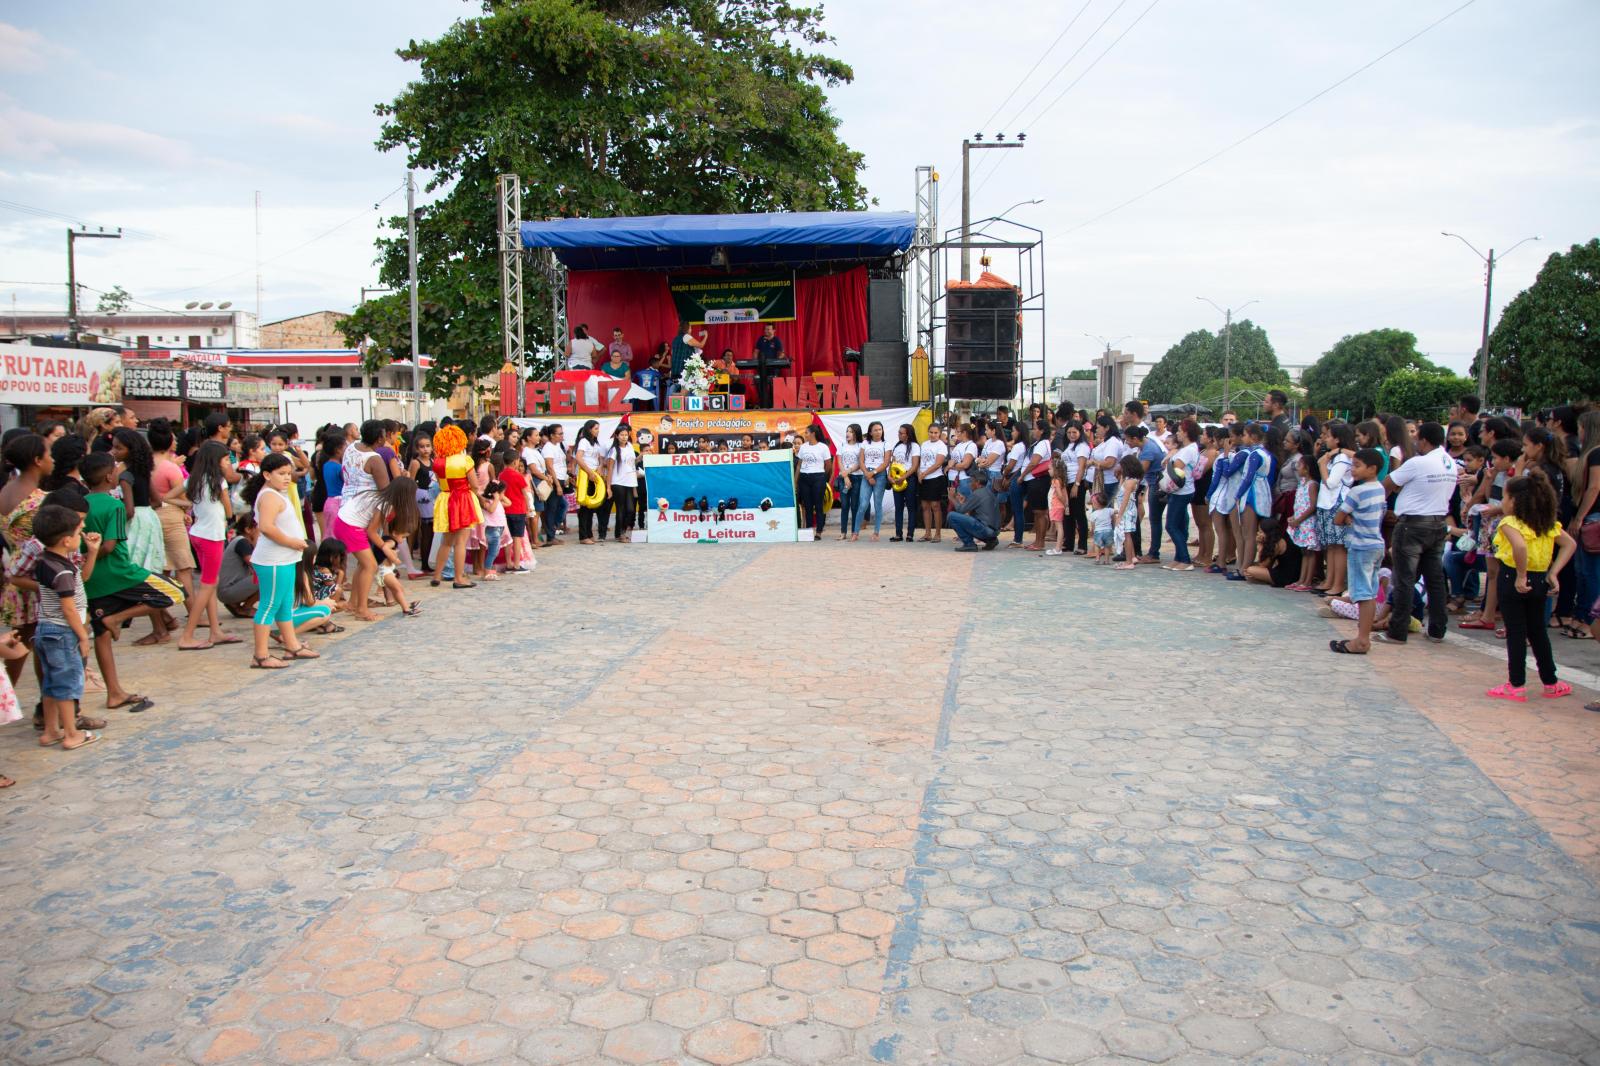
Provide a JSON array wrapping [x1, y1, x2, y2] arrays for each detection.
[[520, 210, 915, 270]]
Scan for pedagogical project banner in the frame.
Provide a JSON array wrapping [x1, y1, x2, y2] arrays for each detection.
[[643, 450, 797, 543], [669, 273, 796, 325], [630, 409, 813, 453]]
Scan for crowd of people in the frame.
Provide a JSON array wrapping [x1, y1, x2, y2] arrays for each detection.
[[817, 394, 1600, 709], [2, 392, 1596, 787]]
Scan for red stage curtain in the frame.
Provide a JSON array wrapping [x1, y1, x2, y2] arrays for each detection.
[[566, 265, 868, 381]]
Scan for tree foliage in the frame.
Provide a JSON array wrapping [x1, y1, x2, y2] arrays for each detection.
[[1482, 238, 1600, 408], [1301, 328, 1433, 418], [1138, 320, 1285, 404], [95, 285, 131, 313], [1066, 368, 1096, 380], [342, 0, 868, 395], [1170, 378, 1296, 415], [1374, 368, 1476, 421]]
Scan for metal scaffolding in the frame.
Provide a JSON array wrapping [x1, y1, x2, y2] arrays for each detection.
[[909, 165, 939, 359], [542, 248, 567, 382], [496, 174, 525, 413], [930, 215, 1047, 411]]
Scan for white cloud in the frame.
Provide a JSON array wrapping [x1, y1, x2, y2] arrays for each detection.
[[261, 112, 349, 138], [0, 99, 197, 166], [0, 22, 68, 72]]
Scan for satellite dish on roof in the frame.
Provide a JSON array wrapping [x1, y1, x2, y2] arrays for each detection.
[[199, 302, 214, 310], [217, 301, 232, 309], [185, 301, 200, 309]]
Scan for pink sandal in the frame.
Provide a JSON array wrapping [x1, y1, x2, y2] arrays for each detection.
[[1486, 683, 1527, 702], [1542, 681, 1573, 699]]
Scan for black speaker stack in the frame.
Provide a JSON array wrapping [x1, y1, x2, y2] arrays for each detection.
[[945, 287, 1020, 400]]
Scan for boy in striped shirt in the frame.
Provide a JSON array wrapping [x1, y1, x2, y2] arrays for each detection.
[[1329, 448, 1388, 655]]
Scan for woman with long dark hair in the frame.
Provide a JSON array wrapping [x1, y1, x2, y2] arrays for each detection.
[[112, 427, 173, 643], [573, 419, 605, 544], [890, 423, 919, 542], [243, 452, 315, 669], [836, 424, 864, 541], [1059, 421, 1091, 554], [603, 425, 638, 544], [796, 424, 832, 538], [859, 421, 889, 541], [149, 420, 195, 611], [169, 441, 238, 650]]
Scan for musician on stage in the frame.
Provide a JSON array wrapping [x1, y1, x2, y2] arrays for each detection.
[[753, 323, 783, 365]]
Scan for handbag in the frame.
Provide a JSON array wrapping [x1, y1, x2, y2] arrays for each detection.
[[1581, 518, 1600, 553], [534, 478, 553, 502], [1027, 460, 1051, 479]]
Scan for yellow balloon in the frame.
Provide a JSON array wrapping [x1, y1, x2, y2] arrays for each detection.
[[576, 466, 606, 508], [822, 483, 834, 513], [889, 462, 909, 492]]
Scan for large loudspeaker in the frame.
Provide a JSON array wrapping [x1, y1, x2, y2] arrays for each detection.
[[868, 279, 904, 342], [861, 341, 908, 405], [945, 287, 1020, 400]]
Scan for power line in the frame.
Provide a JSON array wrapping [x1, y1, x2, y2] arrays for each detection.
[[976, 0, 1098, 133], [1026, 0, 1165, 129], [1066, 0, 1479, 235], [974, 0, 1165, 201], [149, 184, 406, 297], [1004, 0, 1132, 130]]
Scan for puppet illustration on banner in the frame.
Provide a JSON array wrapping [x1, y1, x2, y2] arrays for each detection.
[[643, 450, 798, 543]]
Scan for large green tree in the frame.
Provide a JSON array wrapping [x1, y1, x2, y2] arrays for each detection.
[[1482, 238, 1600, 407], [1374, 367, 1476, 421], [1301, 328, 1434, 418], [343, 0, 868, 394], [1138, 320, 1285, 404]]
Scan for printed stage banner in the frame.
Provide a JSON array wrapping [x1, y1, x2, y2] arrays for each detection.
[[669, 273, 796, 325], [643, 450, 797, 544], [630, 409, 813, 454]]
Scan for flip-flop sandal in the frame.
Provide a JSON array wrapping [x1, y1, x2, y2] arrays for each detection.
[[106, 695, 149, 711], [75, 715, 107, 731], [38, 735, 63, 747], [0, 774, 14, 789], [285, 647, 321, 660], [1329, 640, 1367, 655], [317, 623, 347, 634], [1585, 700, 1600, 713], [1560, 623, 1593, 640], [122, 699, 154, 714], [250, 655, 290, 669], [402, 605, 421, 617], [1458, 619, 1495, 630], [61, 731, 100, 750], [211, 635, 244, 646], [451, 582, 477, 589], [177, 643, 214, 651]]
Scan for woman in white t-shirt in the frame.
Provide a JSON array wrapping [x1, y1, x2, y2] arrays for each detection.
[[891, 424, 921, 542], [835, 424, 865, 541], [539, 424, 569, 544], [917, 423, 949, 542], [1003, 424, 1030, 544], [1021, 424, 1053, 551], [949, 425, 979, 504], [1059, 422, 1093, 554], [566, 325, 602, 370], [1160, 418, 1202, 571], [795, 425, 832, 538], [601, 425, 638, 543], [978, 423, 1007, 483], [857, 421, 891, 541], [573, 420, 605, 544]]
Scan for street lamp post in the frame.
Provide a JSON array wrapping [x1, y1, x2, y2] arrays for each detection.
[[66, 227, 122, 347], [960, 134, 1026, 281], [1197, 297, 1258, 414], [1440, 232, 1539, 406]]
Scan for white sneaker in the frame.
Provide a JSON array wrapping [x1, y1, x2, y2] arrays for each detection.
[[1044, 548, 1063, 556]]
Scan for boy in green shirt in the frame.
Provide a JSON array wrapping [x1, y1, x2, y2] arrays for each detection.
[[81, 453, 183, 714]]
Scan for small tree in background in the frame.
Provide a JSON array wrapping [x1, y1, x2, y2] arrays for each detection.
[[1302, 329, 1434, 419], [1482, 238, 1600, 407]]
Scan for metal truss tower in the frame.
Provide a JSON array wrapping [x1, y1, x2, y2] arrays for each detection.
[[496, 174, 525, 414]]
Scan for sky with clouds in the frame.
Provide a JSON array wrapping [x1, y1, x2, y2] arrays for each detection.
[[2, 0, 1596, 378]]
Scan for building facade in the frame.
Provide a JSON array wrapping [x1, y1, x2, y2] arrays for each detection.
[[261, 311, 349, 350], [3, 311, 260, 350], [1094, 349, 1154, 411]]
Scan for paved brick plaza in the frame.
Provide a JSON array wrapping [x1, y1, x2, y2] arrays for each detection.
[[1, 542, 1598, 1065]]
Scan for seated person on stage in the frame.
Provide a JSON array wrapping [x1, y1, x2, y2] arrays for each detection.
[[714, 349, 738, 393]]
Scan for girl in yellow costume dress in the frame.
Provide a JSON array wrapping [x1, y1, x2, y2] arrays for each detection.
[[427, 425, 482, 588]]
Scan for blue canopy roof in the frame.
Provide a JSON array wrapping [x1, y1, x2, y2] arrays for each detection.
[[521, 210, 915, 270]]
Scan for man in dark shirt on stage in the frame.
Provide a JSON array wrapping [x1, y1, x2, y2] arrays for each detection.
[[754, 323, 783, 365]]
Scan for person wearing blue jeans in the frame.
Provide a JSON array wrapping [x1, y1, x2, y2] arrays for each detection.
[[948, 472, 1000, 551], [858, 422, 890, 540], [1160, 421, 1201, 569], [836, 424, 865, 541]]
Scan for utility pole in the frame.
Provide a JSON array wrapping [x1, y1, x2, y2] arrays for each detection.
[[407, 171, 423, 425], [1197, 297, 1258, 414], [254, 191, 263, 325], [66, 227, 122, 347], [960, 133, 1025, 281], [1441, 232, 1539, 406]]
